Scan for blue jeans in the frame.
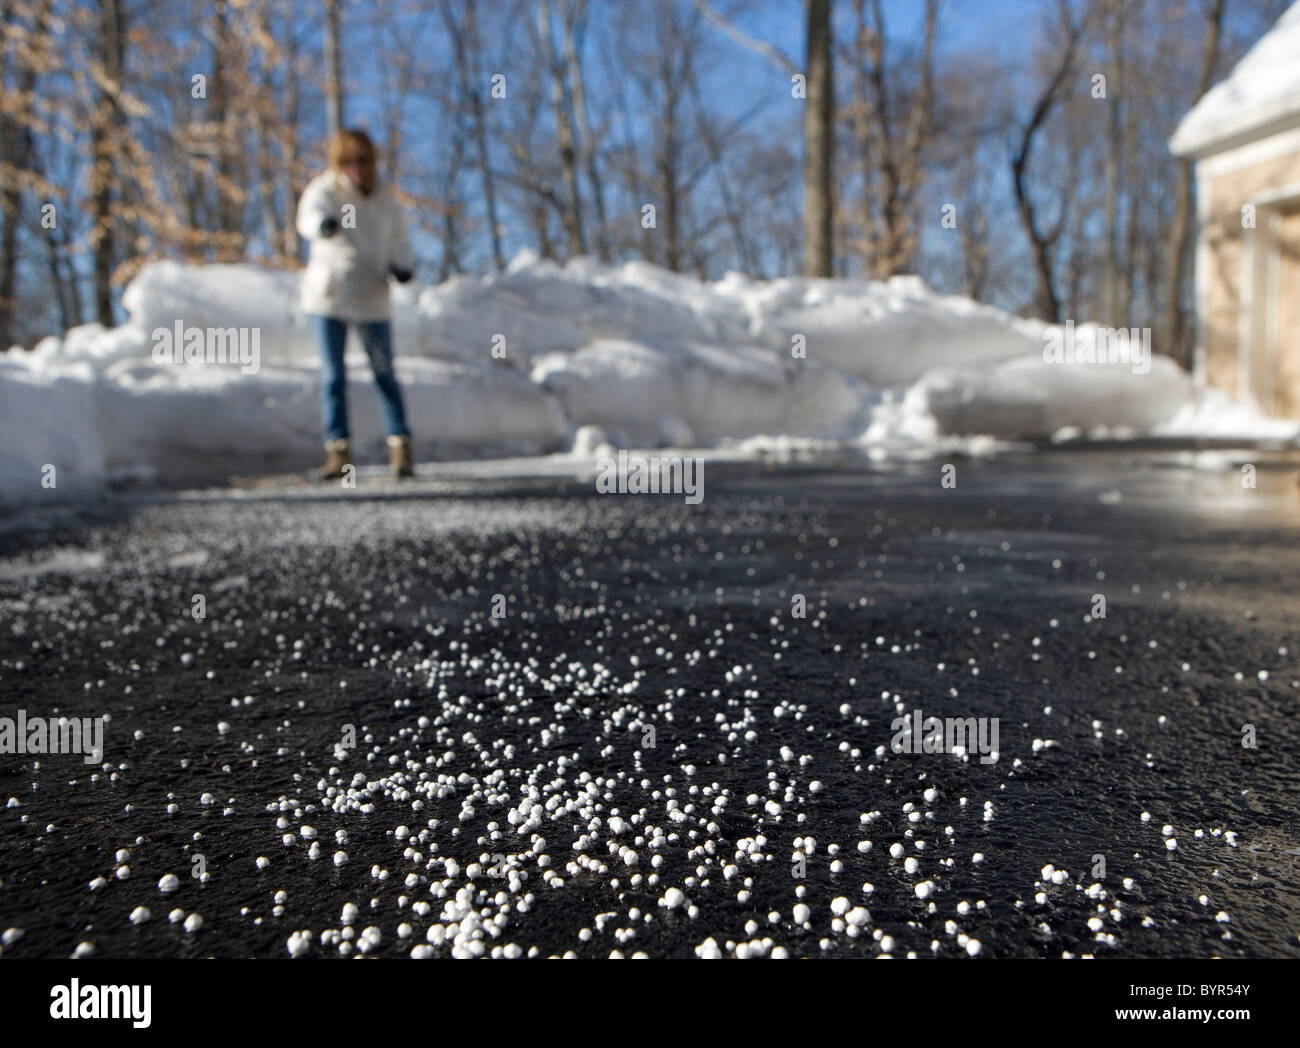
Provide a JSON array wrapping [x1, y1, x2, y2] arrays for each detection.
[[310, 315, 409, 442]]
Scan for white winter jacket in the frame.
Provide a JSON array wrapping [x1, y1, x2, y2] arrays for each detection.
[[295, 171, 414, 322]]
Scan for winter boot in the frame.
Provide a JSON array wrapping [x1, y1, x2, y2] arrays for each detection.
[[316, 438, 352, 481], [388, 435, 414, 478]]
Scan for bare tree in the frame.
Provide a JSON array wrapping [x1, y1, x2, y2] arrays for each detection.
[[803, 0, 833, 277], [253, 0, 283, 260], [281, 0, 302, 259], [1011, 0, 1086, 321], [0, 0, 56, 346], [324, 0, 344, 136], [440, 0, 505, 270], [1101, 0, 1124, 323], [437, 130, 467, 279], [1162, 0, 1226, 365], [536, 0, 584, 256], [89, 0, 127, 326], [561, 0, 610, 261]]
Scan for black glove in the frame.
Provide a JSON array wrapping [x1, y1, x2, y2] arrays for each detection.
[[319, 217, 339, 238], [389, 266, 413, 284]]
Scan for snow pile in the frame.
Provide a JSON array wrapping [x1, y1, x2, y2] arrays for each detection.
[[93, 357, 565, 486], [1153, 385, 1300, 441], [914, 355, 1194, 439], [0, 361, 105, 496], [531, 339, 862, 446], [2, 250, 1295, 501], [729, 272, 1045, 384]]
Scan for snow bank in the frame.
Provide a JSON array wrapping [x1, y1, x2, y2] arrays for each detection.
[[91, 358, 566, 485], [0, 360, 104, 498], [532, 339, 862, 445], [730, 272, 1045, 384], [916, 355, 1194, 439], [2, 251, 1294, 501]]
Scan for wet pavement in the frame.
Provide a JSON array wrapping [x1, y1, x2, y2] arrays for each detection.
[[1, 449, 1298, 959]]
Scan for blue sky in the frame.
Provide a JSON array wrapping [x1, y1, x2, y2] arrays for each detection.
[[717, 0, 1048, 68]]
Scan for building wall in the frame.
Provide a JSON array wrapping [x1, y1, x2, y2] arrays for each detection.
[[1277, 208, 1300, 419], [1199, 131, 1300, 416]]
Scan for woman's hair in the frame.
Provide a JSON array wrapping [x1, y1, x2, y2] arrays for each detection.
[[328, 129, 377, 175]]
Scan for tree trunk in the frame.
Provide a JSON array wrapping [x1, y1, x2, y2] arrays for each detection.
[[661, 87, 681, 272], [1011, 2, 1081, 321], [324, 0, 344, 136], [454, 1, 504, 270], [91, 0, 126, 327], [282, 0, 300, 259], [209, 0, 242, 255], [562, 0, 610, 261], [1120, 81, 1141, 325], [850, 0, 879, 274], [254, 0, 282, 261], [44, 224, 75, 333], [0, 0, 53, 346], [537, 0, 584, 256], [438, 132, 466, 280], [892, 0, 937, 276], [1102, 0, 1123, 324], [802, 0, 833, 277], [1162, 0, 1226, 368]]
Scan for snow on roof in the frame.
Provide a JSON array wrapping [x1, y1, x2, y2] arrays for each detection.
[[1170, 0, 1300, 158]]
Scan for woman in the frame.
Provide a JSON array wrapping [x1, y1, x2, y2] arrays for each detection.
[[296, 129, 415, 479]]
